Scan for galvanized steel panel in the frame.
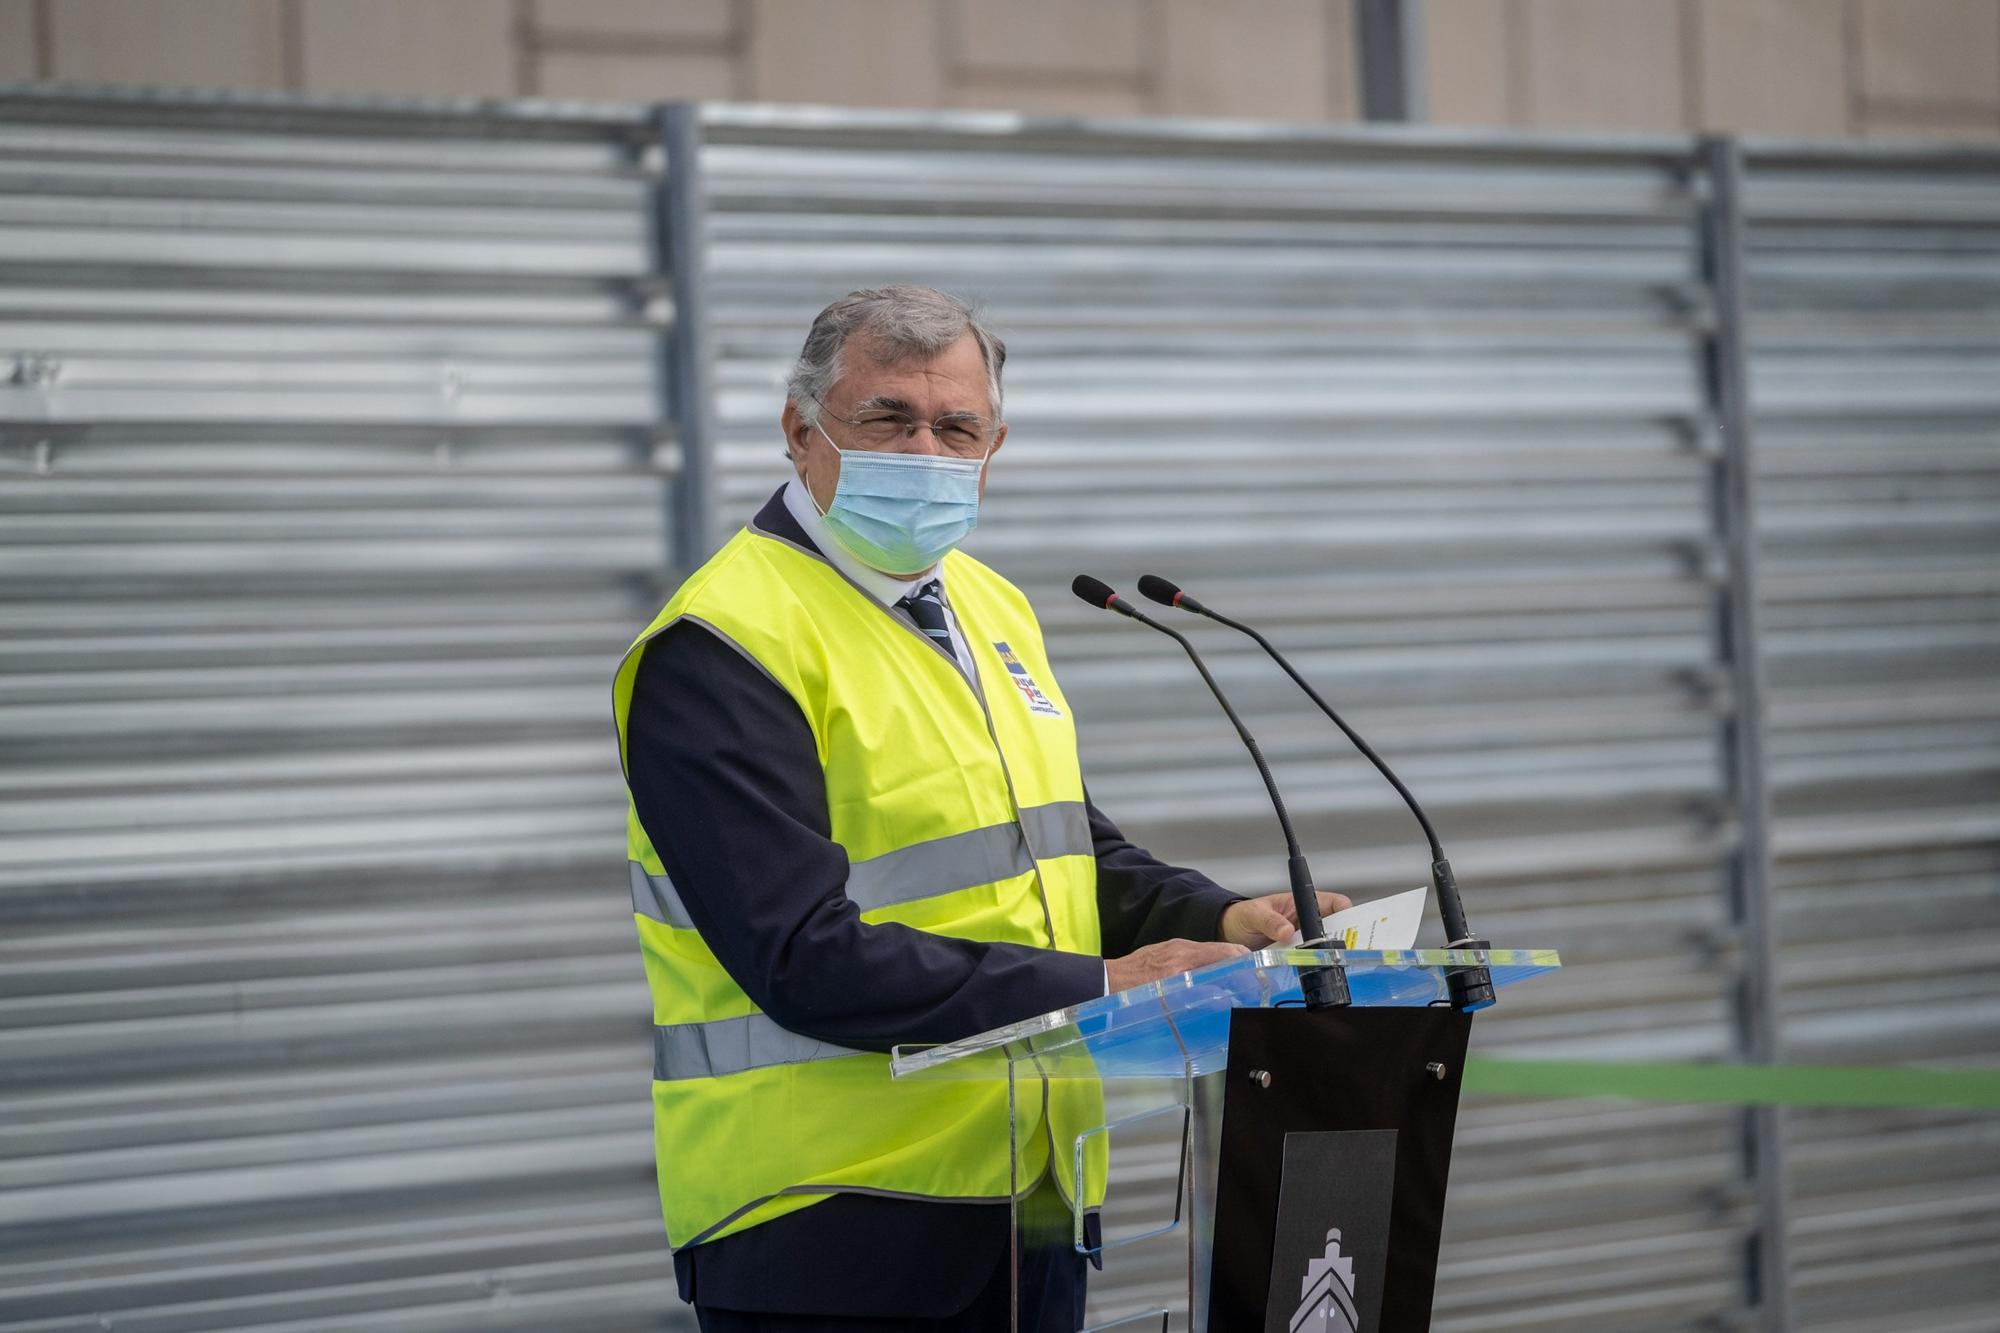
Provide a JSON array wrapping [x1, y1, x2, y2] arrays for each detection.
[[3, 87, 1994, 1333], [697, 104, 1748, 1330], [0, 87, 682, 1333], [1743, 142, 2000, 1333]]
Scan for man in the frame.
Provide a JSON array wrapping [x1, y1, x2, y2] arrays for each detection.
[[613, 285, 1347, 1331]]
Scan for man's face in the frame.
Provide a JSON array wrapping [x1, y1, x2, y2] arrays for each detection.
[[782, 330, 1007, 515]]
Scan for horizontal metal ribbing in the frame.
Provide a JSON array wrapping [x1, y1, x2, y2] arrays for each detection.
[[630, 799, 1093, 927], [29, 90, 1997, 1333], [653, 1012, 867, 1080]]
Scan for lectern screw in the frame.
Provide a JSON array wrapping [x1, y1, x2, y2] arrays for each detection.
[[1248, 1069, 1272, 1088], [1426, 1062, 1448, 1081]]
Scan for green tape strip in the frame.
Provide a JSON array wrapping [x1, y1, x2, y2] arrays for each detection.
[[1461, 1058, 2000, 1110]]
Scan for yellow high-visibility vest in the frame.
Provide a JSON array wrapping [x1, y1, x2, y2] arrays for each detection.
[[613, 522, 1106, 1248]]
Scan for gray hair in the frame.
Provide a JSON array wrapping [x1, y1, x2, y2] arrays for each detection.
[[785, 285, 1006, 427]]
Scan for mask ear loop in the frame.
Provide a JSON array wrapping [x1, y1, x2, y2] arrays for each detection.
[[805, 421, 848, 519]]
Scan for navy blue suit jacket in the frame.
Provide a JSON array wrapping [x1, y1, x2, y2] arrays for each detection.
[[625, 489, 1240, 1316]]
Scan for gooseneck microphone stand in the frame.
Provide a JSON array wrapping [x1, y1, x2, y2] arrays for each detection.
[[1136, 574, 1496, 1013], [1071, 575, 1349, 1010]]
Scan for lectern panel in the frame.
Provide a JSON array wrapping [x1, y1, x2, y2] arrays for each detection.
[[1208, 1008, 1472, 1333]]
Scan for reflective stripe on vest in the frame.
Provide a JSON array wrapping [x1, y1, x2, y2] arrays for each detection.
[[654, 1014, 865, 1081], [629, 799, 1093, 928]]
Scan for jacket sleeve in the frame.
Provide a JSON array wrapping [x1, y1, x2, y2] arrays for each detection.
[[625, 620, 1107, 1053], [1085, 793, 1244, 958]]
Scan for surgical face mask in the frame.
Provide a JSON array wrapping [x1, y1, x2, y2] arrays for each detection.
[[813, 424, 988, 574]]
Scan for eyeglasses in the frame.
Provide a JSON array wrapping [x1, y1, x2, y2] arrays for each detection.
[[813, 397, 999, 459]]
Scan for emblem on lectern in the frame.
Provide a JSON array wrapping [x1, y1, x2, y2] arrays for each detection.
[[1290, 1227, 1359, 1333]]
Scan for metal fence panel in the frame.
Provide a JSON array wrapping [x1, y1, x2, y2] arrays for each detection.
[[696, 106, 1752, 1331], [1742, 142, 2000, 1333], [1, 88, 1994, 1333], [0, 88, 684, 1333]]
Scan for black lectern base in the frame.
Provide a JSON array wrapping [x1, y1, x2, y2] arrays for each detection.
[[1207, 1007, 1473, 1333]]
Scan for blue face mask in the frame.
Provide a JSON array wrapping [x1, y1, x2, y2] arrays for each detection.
[[814, 425, 988, 574]]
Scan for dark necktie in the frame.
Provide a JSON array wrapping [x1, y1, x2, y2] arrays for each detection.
[[897, 579, 956, 659]]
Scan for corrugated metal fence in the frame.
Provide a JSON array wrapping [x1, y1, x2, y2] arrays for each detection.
[[1740, 143, 2000, 1333], [0, 89, 681, 1332], [2, 89, 1994, 1332]]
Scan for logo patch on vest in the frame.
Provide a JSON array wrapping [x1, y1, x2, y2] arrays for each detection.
[[993, 641, 1062, 717]]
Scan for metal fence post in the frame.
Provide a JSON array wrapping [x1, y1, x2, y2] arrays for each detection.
[[654, 102, 719, 571], [1356, 0, 1426, 122], [1697, 133, 1795, 1333]]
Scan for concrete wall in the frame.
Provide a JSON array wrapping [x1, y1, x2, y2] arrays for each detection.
[[2, 0, 1998, 141]]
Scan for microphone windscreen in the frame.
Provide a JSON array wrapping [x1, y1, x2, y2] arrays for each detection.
[[1070, 574, 1119, 609], [1136, 574, 1182, 607]]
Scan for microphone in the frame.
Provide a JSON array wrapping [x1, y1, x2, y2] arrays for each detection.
[[1071, 575, 1348, 1010], [1136, 574, 1496, 1013]]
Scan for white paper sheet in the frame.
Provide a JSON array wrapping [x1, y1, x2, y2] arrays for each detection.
[[1287, 885, 1428, 949]]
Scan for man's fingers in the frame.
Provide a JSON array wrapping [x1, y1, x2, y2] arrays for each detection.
[[1110, 939, 1255, 992], [1182, 940, 1249, 970], [1252, 904, 1294, 942], [1318, 891, 1352, 916]]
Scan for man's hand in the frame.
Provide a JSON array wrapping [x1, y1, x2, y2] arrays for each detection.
[[1105, 939, 1249, 993], [1218, 891, 1353, 949]]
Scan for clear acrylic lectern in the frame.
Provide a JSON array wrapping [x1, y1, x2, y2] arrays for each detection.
[[892, 946, 1560, 1332]]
